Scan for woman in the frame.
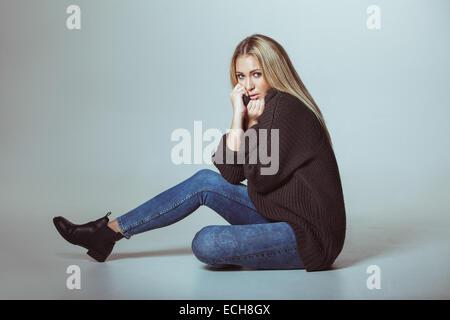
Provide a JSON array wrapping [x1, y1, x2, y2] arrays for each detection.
[[53, 34, 346, 272]]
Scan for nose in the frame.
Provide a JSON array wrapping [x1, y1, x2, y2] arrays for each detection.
[[244, 77, 254, 92]]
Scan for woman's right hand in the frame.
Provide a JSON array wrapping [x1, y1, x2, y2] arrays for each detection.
[[230, 83, 248, 118]]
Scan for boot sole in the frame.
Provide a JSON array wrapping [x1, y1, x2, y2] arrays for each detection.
[[87, 249, 107, 262]]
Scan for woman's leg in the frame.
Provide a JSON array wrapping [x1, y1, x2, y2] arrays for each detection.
[[191, 222, 305, 270], [115, 169, 273, 239]]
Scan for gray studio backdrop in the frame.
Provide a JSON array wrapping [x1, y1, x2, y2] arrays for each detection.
[[1, 0, 449, 298]]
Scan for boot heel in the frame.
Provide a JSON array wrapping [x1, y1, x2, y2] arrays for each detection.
[[87, 249, 107, 262]]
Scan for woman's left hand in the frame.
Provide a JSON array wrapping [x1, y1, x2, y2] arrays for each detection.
[[246, 99, 265, 127]]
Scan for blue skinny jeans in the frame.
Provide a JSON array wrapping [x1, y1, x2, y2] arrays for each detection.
[[116, 169, 304, 270]]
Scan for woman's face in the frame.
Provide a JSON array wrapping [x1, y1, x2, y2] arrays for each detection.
[[235, 55, 271, 101]]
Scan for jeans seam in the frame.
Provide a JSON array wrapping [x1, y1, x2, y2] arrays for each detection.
[[116, 217, 131, 239], [121, 187, 259, 235], [123, 191, 198, 233], [211, 247, 298, 265], [199, 187, 257, 212]]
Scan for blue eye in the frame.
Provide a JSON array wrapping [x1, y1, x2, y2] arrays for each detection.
[[237, 72, 261, 79]]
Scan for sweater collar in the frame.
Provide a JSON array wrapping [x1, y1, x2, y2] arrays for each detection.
[[243, 87, 279, 107], [263, 87, 279, 105]]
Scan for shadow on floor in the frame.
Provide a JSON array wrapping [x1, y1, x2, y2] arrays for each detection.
[[55, 247, 193, 261], [56, 218, 436, 271], [56, 249, 275, 272]]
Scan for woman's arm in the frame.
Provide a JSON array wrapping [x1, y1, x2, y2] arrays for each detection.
[[211, 96, 264, 184], [211, 84, 248, 184], [226, 112, 245, 151], [211, 120, 246, 184]]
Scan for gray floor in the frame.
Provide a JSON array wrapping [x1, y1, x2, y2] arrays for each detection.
[[1, 206, 449, 299], [1, 0, 449, 302]]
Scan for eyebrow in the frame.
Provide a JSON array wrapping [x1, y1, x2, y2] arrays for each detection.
[[235, 69, 261, 74]]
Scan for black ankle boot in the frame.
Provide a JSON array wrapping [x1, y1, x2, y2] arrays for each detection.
[[53, 211, 124, 262]]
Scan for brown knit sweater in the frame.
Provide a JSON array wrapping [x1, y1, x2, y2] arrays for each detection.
[[211, 87, 346, 271]]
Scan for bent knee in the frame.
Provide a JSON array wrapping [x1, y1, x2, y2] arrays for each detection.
[[191, 226, 221, 264], [193, 168, 219, 180], [191, 169, 223, 188]]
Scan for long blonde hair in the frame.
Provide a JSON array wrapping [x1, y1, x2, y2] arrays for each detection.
[[230, 34, 333, 148]]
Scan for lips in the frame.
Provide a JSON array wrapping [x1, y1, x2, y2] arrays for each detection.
[[249, 94, 259, 100]]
